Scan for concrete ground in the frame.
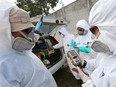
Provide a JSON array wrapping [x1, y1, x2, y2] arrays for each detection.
[[53, 66, 82, 87]]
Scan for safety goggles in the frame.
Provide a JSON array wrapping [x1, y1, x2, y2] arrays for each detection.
[[89, 26, 99, 35], [22, 27, 35, 38], [19, 27, 37, 42], [77, 27, 84, 32]]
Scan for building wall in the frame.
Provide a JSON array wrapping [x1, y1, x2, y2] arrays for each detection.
[[50, 0, 98, 34]]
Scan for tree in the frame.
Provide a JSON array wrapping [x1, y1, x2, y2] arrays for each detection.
[[16, 0, 58, 17]]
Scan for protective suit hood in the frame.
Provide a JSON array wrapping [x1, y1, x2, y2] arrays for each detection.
[[89, 0, 116, 55], [0, 1, 16, 57], [76, 20, 90, 31], [75, 20, 92, 46], [89, 0, 116, 34], [76, 19, 92, 37]]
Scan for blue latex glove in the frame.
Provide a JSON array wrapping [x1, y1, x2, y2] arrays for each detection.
[[75, 46, 91, 53], [71, 40, 77, 47]]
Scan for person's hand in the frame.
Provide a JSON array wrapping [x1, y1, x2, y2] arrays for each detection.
[[72, 66, 90, 83], [71, 40, 77, 47], [49, 46, 54, 49]]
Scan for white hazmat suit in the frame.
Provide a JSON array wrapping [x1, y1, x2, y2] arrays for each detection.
[[53, 27, 80, 79], [74, 20, 98, 75], [0, 1, 57, 87], [74, 20, 97, 60], [81, 0, 116, 87]]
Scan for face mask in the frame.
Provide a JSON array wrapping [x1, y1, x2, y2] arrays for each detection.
[[78, 30, 88, 35], [12, 31, 37, 51], [91, 34, 96, 39], [91, 40, 110, 53], [91, 33, 110, 53], [12, 37, 35, 51], [83, 30, 88, 35], [78, 31, 84, 35]]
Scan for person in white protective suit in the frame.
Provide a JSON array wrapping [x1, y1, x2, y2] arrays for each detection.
[[0, 1, 57, 87], [74, 20, 97, 60], [71, 0, 116, 87], [53, 27, 80, 80], [72, 20, 98, 75]]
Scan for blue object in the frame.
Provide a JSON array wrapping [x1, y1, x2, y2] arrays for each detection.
[[70, 40, 91, 53], [75, 46, 91, 53], [71, 40, 77, 47], [35, 16, 43, 31]]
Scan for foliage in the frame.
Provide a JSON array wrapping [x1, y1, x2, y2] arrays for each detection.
[[16, 0, 58, 17]]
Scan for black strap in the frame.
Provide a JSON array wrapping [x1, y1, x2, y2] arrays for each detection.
[[82, 60, 87, 68]]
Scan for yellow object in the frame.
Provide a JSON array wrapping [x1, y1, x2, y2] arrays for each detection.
[[48, 49, 55, 55]]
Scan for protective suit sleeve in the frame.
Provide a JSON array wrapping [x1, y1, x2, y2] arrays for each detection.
[[82, 69, 116, 87], [84, 59, 96, 72], [72, 66, 90, 83], [53, 38, 63, 49], [82, 80, 94, 87], [108, 69, 116, 87], [0, 61, 21, 87]]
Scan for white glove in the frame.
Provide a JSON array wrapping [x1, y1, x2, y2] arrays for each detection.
[[72, 66, 90, 83], [34, 33, 40, 40]]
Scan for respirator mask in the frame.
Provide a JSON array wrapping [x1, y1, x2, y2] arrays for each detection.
[[91, 34, 96, 39], [90, 32, 110, 53], [12, 28, 37, 51]]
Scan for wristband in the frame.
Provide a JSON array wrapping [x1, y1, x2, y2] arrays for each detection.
[[82, 60, 87, 68]]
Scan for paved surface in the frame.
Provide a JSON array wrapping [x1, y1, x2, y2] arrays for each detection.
[[53, 66, 82, 87]]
